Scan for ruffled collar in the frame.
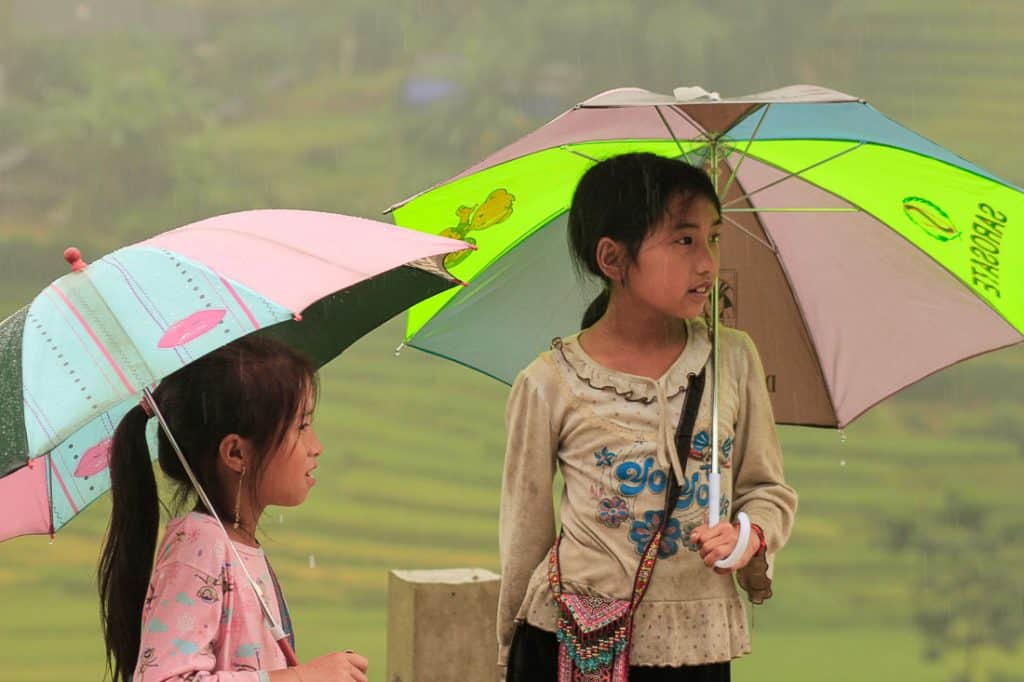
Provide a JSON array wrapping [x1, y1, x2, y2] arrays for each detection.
[[552, 317, 712, 403]]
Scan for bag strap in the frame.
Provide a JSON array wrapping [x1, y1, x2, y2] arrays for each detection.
[[264, 555, 297, 653], [624, 368, 706, 608], [662, 368, 706, 522]]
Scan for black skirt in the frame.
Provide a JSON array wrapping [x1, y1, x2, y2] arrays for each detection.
[[507, 622, 730, 682]]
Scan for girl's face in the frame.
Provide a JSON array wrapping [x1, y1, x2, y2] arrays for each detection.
[[623, 193, 722, 320], [256, 386, 321, 508]]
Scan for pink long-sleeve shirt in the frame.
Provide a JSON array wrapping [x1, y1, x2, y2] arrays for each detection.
[[134, 512, 290, 681]]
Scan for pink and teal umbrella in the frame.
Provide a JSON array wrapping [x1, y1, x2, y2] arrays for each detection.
[[0, 209, 466, 542], [388, 84, 1023, 429]]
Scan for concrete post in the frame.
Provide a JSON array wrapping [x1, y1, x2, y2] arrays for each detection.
[[387, 568, 500, 682]]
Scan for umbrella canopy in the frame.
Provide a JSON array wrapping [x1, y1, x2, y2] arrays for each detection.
[[0, 209, 467, 541], [388, 84, 1023, 428]]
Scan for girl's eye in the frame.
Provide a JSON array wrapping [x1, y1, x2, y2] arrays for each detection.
[[299, 422, 311, 431], [677, 234, 720, 246]]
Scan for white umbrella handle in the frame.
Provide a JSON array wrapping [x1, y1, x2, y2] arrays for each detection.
[[707, 473, 751, 569]]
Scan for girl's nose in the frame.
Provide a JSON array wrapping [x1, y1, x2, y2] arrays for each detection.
[[696, 243, 716, 274]]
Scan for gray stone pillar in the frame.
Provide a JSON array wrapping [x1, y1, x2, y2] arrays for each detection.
[[387, 568, 501, 682]]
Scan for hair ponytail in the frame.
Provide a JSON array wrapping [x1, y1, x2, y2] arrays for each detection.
[[580, 288, 610, 330], [98, 403, 160, 682]]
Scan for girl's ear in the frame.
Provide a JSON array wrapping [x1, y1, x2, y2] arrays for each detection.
[[218, 434, 247, 473], [595, 236, 629, 285]]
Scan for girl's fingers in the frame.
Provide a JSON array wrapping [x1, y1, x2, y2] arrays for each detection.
[[692, 523, 735, 549], [700, 532, 733, 548], [698, 535, 725, 555], [345, 652, 369, 673], [690, 524, 717, 545], [700, 536, 737, 565], [705, 546, 731, 567]]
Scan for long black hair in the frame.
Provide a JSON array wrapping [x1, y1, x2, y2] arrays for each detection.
[[98, 335, 317, 682], [567, 153, 720, 329]]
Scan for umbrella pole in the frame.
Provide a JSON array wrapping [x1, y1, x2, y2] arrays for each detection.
[[706, 142, 750, 570], [709, 261, 721, 526], [142, 389, 300, 667]]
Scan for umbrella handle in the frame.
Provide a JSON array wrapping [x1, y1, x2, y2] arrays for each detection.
[[272, 625, 300, 667], [707, 473, 751, 569]]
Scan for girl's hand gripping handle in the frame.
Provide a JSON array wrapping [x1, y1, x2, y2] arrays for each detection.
[[706, 472, 750, 570]]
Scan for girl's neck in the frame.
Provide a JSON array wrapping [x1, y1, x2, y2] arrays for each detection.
[[581, 300, 689, 380], [598, 292, 687, 348], [225, 520, 260, 548], [193, 501, 263, 547], [225, 503, 264, 548]]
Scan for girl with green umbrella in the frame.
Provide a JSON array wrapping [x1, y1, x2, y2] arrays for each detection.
[[499, 154, 797, 682]]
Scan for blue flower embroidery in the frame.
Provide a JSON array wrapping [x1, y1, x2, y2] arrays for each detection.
[[681, 520, 703, 552], [593, 447, 616, 468], [597, 497, 629, 528], [691, 430, 709, 459], [690, 431, 733, 466], [719, 495, 730, 521], [629, 510, 683, 558]]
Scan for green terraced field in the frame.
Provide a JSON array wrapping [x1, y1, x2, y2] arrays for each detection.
[[2, 301, 1022, 680]]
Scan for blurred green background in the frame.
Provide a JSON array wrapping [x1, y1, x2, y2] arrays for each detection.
[[1, 1, 1022, 680]]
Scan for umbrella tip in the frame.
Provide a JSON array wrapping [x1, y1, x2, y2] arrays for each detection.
[[63, 247, 87, 272], [292, 312, 303, 322]]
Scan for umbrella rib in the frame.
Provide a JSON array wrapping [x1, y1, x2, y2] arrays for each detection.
[[406, 255, 457, 283], [721, 141, 866, 208], [720, 105, 770, 199], [45, 452, 55, 536], [724, 207, 859, 213], [654, 106, 692, 164], [667, 105, 712, 142], [561, 146, 599, 163], [722, 214, 777, 252]]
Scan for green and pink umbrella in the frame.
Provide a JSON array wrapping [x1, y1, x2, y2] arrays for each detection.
[[389, 84, 1023, 429], [0, 209, 467, 542], [389, 84, 1023, 568]]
